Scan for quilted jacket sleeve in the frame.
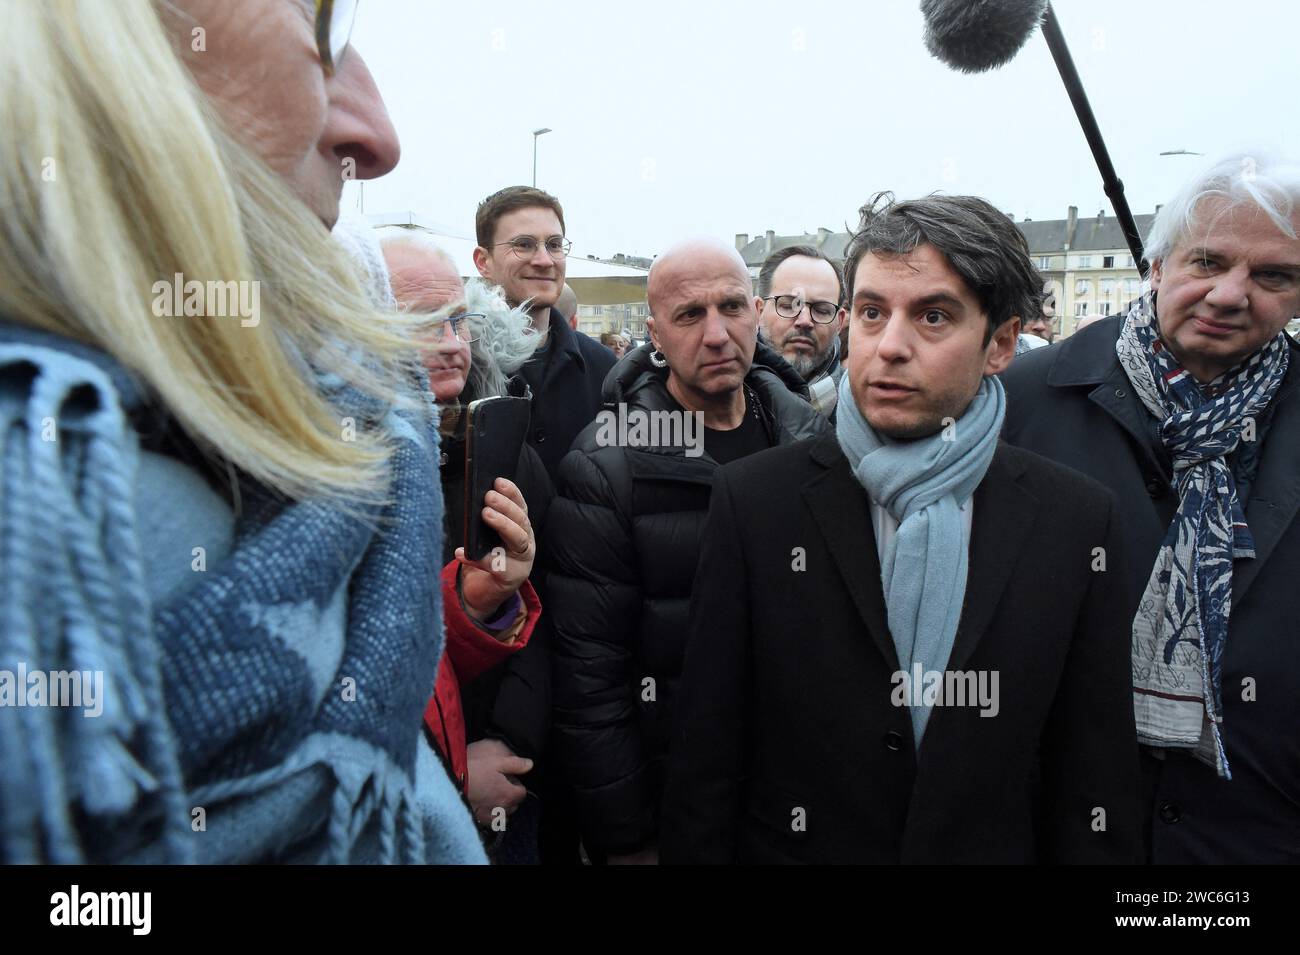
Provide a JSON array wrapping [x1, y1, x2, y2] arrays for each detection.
[[546, 444, 654, 854]]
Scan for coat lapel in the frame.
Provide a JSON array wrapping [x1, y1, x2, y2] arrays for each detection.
[[1235, 358, 1300, 603], [946, 444, 1037, 673], [1085, 364, 1169, 482], [800, 435, 898, 670], [1044, 316, 1168, 481]]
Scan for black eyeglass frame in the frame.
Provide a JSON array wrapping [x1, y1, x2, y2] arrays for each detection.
[[763, 294, 842, 324]]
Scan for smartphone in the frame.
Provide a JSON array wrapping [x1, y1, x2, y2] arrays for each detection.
[[463, 395, 532, 562]]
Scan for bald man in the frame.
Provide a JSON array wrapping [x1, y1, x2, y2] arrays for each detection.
[[545, 239, 827, 863]]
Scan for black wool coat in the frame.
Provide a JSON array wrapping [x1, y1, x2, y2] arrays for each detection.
[[1002, 316, 1300, 864], [517, 308, 617, 482], [660, 433, 1143, 864], [546, 341, 827, 854]]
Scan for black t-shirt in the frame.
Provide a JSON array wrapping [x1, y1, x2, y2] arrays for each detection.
[[703, 388, 772, 465]]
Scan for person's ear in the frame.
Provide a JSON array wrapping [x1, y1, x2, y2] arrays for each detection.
[[984, 317, 1020, 376], [1148, 258, 1163, 292], [472, 246, 492, 280], [646, 315, 661, 352]]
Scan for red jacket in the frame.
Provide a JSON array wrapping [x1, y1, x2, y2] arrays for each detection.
[[425, 561, 541, 794]]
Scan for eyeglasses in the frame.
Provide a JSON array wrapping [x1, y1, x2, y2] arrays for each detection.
[[764, 295, 841, 323], [315, 0, 359, 75], [430, 311, 483, 345], [494, 236, 572, 261]]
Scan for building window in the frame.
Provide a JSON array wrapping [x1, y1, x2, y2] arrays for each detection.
[[1036, 256, 1051, 269], [1075, 302, 1089, 317], [1075, 279, 1091, 295], [1126, 255, 1135, 268], [1103, 255, 1116, 268], [1074, 255, 1093, 269], [1124, 278, 1140, 296], [1100, 279, 1115, 295]]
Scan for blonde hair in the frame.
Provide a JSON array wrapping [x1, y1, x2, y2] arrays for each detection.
[[0, 0, 429, 501]]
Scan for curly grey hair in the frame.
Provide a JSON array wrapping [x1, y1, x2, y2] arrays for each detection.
[[461, 277, 539, 401]]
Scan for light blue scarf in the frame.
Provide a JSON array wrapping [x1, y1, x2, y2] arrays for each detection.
[[834, 372, 1006, 745]]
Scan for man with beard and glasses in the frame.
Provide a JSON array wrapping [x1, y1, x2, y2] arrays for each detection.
[[755, 246, 847, 418]]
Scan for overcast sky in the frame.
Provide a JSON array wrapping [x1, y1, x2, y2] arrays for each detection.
[[342, 0, 1299, 258]]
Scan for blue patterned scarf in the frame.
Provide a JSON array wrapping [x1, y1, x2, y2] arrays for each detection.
[[0, 322, 485, 863], [1117, 292, 1289, 778], [834, 372, 1005, 745]]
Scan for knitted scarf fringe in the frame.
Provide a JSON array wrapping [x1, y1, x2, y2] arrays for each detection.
[[0, 346, 191, 863]]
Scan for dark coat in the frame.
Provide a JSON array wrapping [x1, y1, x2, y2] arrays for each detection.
[[546, 341, 828, 854], [659, 432, 1143, 864], [1002, 316, 1300, 863], [518, 308, 617, 481], [440, 418, 555, 764]]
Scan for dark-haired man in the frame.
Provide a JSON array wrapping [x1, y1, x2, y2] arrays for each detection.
[[474, 186, 616, 479], [661, 194, 1142, 864], [755, 246, 847, 416]]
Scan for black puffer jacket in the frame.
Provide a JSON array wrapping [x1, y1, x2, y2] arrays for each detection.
[[546, 340, 828, 854]]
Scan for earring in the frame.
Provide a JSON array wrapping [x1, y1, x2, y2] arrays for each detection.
[[649, 349, 669, 368]]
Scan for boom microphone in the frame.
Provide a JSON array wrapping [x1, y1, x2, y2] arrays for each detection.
[[921, 0, 1049, 74], [919, 0, 1147, 274]]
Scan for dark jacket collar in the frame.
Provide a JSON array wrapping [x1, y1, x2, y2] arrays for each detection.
[[541, 306, 587, 374], [1042, 314, 1125, 387], [600, 339, 823, 456]]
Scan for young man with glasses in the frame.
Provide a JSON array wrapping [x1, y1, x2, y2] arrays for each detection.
[[473, 186, 616, 479], [755, 246, 848, 417]]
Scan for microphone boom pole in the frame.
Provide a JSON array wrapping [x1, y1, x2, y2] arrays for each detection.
[[1039, 4, 1148, 275]]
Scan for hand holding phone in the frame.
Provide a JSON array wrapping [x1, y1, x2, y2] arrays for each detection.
[[456, 476, 534, 624], [463, 395, 531, 561]]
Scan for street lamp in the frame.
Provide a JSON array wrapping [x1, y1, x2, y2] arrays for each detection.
[[532, 128, 552, 187]]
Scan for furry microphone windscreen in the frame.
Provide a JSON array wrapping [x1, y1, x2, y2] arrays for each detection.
[[920, 0, 1049, 73]]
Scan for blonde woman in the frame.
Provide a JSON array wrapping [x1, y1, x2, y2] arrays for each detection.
[[0, 1, 484, 863]]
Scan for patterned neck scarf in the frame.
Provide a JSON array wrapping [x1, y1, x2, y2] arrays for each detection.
[[1117, 292, 1289, 778]]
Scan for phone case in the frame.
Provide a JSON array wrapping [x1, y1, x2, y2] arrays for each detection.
[[463, 395, 532, 562]]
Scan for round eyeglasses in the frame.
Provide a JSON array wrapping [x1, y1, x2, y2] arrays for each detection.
[[494, 236, 573, 261]]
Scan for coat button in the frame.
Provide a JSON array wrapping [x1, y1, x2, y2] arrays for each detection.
[[1115, 388, 1127, 398], [1145, 476, 1166, 498], [1158, 800, 1182, 824], [884, 730, 904, 751], [533, 427, 547, 443], [439, 451, 448, 467]]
